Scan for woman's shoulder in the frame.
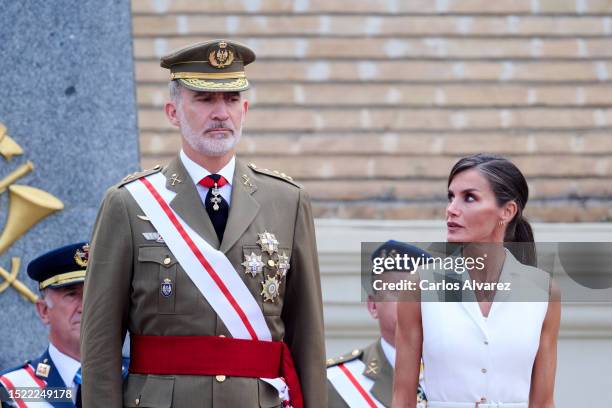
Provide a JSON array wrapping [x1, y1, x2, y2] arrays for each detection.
[[504, 249, 551, 301]]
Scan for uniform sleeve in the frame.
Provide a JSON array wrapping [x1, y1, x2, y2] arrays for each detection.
[[282, 188, 327, 407], [81, 187, 134, 408]]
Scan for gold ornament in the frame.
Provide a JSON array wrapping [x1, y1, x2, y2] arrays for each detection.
[[208, 41, 235, 69], [261, 275, 280, 303], [241, 174, 253, 187], [170, 174, 182, 186], [0, 122, 64, 304], [365, 360, 379, 375], [36, 362, 50, 378], [74, 243, 90, 267]]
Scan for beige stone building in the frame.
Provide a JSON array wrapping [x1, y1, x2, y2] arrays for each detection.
[[133, 0, 612, 222]]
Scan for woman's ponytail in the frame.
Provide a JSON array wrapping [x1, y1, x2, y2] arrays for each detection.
[[506, 215, 536, 266]]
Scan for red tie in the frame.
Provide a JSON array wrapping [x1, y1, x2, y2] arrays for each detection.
[[199, 174, 229, 188]]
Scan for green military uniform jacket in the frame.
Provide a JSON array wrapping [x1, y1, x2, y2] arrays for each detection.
[[81, 157, 327, 408], [326, 339, 426, 408]]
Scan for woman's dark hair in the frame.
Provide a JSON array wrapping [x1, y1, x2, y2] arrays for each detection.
[[448, 154, 536, 266]]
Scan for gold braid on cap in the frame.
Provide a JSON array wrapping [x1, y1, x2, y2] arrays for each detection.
[[180, 77, 248, 90], [39, 270, 86, 290], [170, 72, 245, 80]]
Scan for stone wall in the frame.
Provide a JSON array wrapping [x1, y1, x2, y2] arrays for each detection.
[[132, 0, 612, 221]]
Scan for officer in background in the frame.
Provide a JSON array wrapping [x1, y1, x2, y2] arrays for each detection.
[[326, 241, 429, 408], [81, 39, 325, 408], [0, 243, 129, 408], [1, 242, 90, 408]]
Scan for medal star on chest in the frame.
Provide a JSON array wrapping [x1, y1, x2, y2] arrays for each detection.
[[276, 252, 290, 278], [261, 275, 280, 303], [242, 252, 264, 277], [257, 231, 279, 255]]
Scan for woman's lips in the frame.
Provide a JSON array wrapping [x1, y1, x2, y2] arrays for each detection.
[[447, 221, 464, 230]]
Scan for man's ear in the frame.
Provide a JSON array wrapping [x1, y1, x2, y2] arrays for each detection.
[[165, 101, 180, 128], [35, 297, 50, 325], [366, 296, 379, 319]]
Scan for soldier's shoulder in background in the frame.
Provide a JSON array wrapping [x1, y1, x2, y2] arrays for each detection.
[[0, 359, 34, 407], [326, 347, 366, 408], [0, 359, 33, 379], [326, 347, 364, 368]]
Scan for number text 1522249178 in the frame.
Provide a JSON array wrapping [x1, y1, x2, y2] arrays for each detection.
[[3, 387, 74, 402]]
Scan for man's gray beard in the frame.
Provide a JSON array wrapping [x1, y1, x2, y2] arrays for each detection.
[[179, 112, 241, 157]]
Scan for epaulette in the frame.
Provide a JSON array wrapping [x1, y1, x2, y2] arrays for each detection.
[[247, 163, 301, 188], [118, 164, 163, 187], [0, 360, 31, 377], [326, 348, 363, 368]]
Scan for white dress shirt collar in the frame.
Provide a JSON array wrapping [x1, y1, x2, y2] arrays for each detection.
[[48, 342, 80, 388], [380, 337, 396, 369], [179, 150, 235, 186]]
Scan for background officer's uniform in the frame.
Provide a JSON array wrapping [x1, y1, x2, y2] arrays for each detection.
[[0, 243, 89, 408], [81, 40, 326, 408], [326, 241, 430, 408], [1, 348, 75, 408], [326, 339, 427, 408]]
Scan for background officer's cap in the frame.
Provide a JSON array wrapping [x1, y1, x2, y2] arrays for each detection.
[[160, 39, 256, 92], [27, 242, 89, 290], [371, 240, 432, 273]]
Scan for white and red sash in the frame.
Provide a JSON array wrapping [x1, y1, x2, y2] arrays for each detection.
[[0, 365, 52, 408], [327, 359, 385, 408], [124, 172, 288, 399]]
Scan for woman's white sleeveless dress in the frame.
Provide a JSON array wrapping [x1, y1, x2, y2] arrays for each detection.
[[420, 250, 550, 407]]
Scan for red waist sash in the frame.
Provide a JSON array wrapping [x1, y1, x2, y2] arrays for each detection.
[[129, 335, 303, 408]]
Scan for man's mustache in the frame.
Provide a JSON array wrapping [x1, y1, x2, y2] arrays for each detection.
[[205, 122, 234, 133]]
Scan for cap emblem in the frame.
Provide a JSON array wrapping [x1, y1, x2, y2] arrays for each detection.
[[74, 243, 90, 267], [208, 41, 235, 69]]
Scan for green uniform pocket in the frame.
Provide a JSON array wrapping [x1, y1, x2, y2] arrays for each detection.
[[137, 246, 178, 315], [123, 374, 175, 407]]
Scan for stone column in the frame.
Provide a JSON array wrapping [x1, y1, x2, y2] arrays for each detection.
[[0, 0, 139, 368]]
